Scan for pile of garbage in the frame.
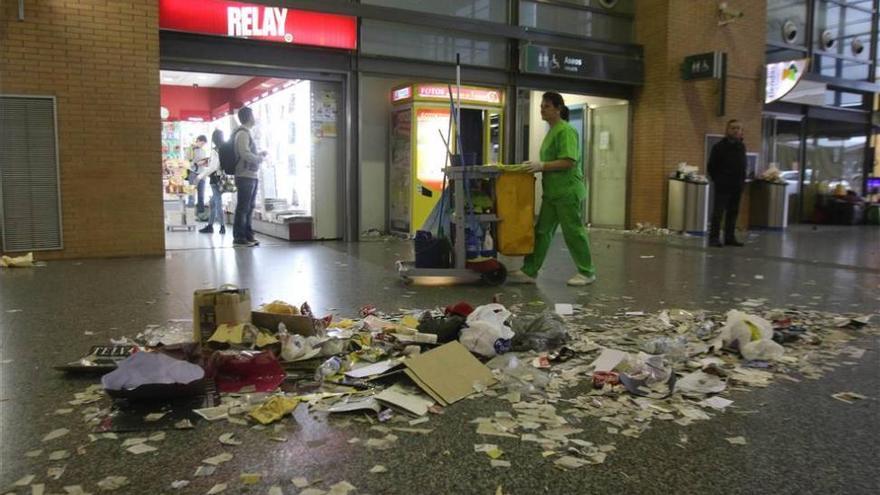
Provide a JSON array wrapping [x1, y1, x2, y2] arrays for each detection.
[[7, 288, 876, 493]]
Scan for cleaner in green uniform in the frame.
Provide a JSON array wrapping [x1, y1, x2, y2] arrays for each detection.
[[508, 92, 596, 286]]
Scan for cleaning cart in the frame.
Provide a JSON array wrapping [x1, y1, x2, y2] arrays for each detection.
[[398, 55, 535, 286], [398, 163, 508, 286]]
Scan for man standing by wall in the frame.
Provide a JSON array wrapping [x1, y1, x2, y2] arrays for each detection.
[[708, 119, 747, 247], [232, 107, 267, 247]]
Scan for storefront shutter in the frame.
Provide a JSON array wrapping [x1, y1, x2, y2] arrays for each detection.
[[0, 96, 63, 252]]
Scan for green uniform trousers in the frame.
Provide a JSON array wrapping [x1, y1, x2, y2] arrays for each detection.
[[521, 196, 595, 278]]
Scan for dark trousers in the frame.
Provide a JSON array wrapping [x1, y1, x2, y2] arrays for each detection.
[[710, 188, 742, 241], [233, 177, 258, 242]]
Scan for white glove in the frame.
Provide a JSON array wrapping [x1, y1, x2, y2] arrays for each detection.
[[523, 161, 544, 173]]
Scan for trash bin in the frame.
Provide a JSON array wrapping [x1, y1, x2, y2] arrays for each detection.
[[667, 178, 709, 234], [749, 181, 788, 229]]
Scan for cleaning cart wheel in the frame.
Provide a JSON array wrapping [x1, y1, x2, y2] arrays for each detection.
[[481, 264, 507, 286]]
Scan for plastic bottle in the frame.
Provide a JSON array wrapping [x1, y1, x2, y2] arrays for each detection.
[[481, 227, 496, 257], [314, 356, 343, 382], [466, 226, 481, 259]]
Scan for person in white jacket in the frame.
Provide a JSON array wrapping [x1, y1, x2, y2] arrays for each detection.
[[197, 129, 226, 234]]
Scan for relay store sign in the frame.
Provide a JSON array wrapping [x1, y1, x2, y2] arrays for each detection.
[[159, 0, 357, 50]]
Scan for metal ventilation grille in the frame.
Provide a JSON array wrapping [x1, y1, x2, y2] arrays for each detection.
[[0, 96, 63, 252]]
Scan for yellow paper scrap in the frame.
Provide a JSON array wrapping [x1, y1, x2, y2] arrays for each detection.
[[240, 473, 262, 485], [249, 396, 301, 425], [255, 331, 279, 347], [400, 315, 420, 329], [208, 324, 245, 344], [486, 448, 505, 460]]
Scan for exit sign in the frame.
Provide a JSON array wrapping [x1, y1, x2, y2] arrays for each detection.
[[682, 52, 723, 80]]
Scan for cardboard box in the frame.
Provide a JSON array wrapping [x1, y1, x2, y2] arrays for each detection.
[[251, 311, 316, 337], [193, 287, 252, 345]]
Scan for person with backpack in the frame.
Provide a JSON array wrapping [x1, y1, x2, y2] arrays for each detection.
[[229, 106, 267, 247], [197, 129, 227, 234]]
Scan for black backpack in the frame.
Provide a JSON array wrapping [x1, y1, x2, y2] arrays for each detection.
[[218, 128, 246, 175]]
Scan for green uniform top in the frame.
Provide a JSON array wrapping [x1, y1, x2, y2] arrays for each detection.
[[540, 120, 586, 202]]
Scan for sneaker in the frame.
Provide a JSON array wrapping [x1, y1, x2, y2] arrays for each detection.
[[708, 239, 723, 247], [198, 226, 213, 234], [219, 226, 226, 235], [725, 239, 744, 247], [233, 240, 250, 247], [507, 270, 537, 284], [247, 239, 260, 246], [567, 273, 596, 286]]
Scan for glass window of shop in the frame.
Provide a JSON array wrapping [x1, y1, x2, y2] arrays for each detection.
[[361, 0, 508, 23], [549, 0, 635, 15], [762, 117, 803, 223], [813, 0, 874, 81], [518, 1, 633, 43], [801, 119, 868, 221], [360, 19, 508, 68]]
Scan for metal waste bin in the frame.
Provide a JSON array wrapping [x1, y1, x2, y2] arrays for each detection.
[[749, 181, 788, 229], [667, 178, 710, 234]]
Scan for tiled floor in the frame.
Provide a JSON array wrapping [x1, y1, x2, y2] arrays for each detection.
[[2, 226, 878, 494]]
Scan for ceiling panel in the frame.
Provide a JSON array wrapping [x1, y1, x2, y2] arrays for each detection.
[[159, 70, 253, 88]]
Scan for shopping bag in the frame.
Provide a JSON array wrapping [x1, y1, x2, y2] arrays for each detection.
[[193, 285, 252, 345], [496, 173, 535, 255]]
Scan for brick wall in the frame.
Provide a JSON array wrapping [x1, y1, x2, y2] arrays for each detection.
[[632, 0, 767, 228], [0, 0, 163, 259]]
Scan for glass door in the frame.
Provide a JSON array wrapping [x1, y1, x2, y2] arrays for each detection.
[[588, 103, 629, 228]]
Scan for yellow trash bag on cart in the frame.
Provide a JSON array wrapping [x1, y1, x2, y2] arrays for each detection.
[[496, 172, 535, 255]]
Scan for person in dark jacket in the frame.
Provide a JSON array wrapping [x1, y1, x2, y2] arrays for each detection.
[[707, 119, 747, 247]]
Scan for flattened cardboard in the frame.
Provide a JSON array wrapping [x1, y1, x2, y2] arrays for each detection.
[[403, 341, 496, 406], [251, 311, 316, 337]]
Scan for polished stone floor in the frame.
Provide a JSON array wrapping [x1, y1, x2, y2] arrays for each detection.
[[2, 226, 878, 494]]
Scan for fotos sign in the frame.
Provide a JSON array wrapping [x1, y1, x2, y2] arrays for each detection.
[[765, 59, 809, 104], [159, 0, 357, 50]]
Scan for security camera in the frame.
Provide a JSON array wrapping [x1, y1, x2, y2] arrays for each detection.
[[851, 37, 865, 56], [820, 30, 835, 50], [597, 0, 618, 8], [718, 2, 744, 26], [782, 20, 798, 44]]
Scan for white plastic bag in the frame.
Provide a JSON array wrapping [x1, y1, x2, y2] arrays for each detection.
[[741, 339, 785, 361], [460, 304, 514, 357], [718, 310, 773, 349]]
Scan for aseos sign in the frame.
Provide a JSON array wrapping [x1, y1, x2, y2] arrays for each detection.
[[159, 0, 357, 50]]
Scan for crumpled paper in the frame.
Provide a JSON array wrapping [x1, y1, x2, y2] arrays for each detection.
[[249, 396, 300, 425]]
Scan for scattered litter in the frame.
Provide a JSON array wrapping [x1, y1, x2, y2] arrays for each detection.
[[13, 475, 35, 486], [831, 392, 868, 404], [491, 460, 512, 468], [96, 476, 129, 491], [24, 449, 43, 458], [240, 473, 262, 485], [726, 436, 747, 445], [170, 480, 190, 489], [369, 465, 388, 474], [48, 466, 66, 480], [126, 443, 157, 455], [42, 428, 70, 442], [328, 481, 357, 494], [206, 483, 227, 494], [48, 450, 71, 461], [219, 433, 242, 446], [291, 477, 311, 489], [202, 453, 234, 465], [554, 304, 574, 316], [143, 412, 167, 422], [268, 486, 283, 495], [194, 466, 216, 477]]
